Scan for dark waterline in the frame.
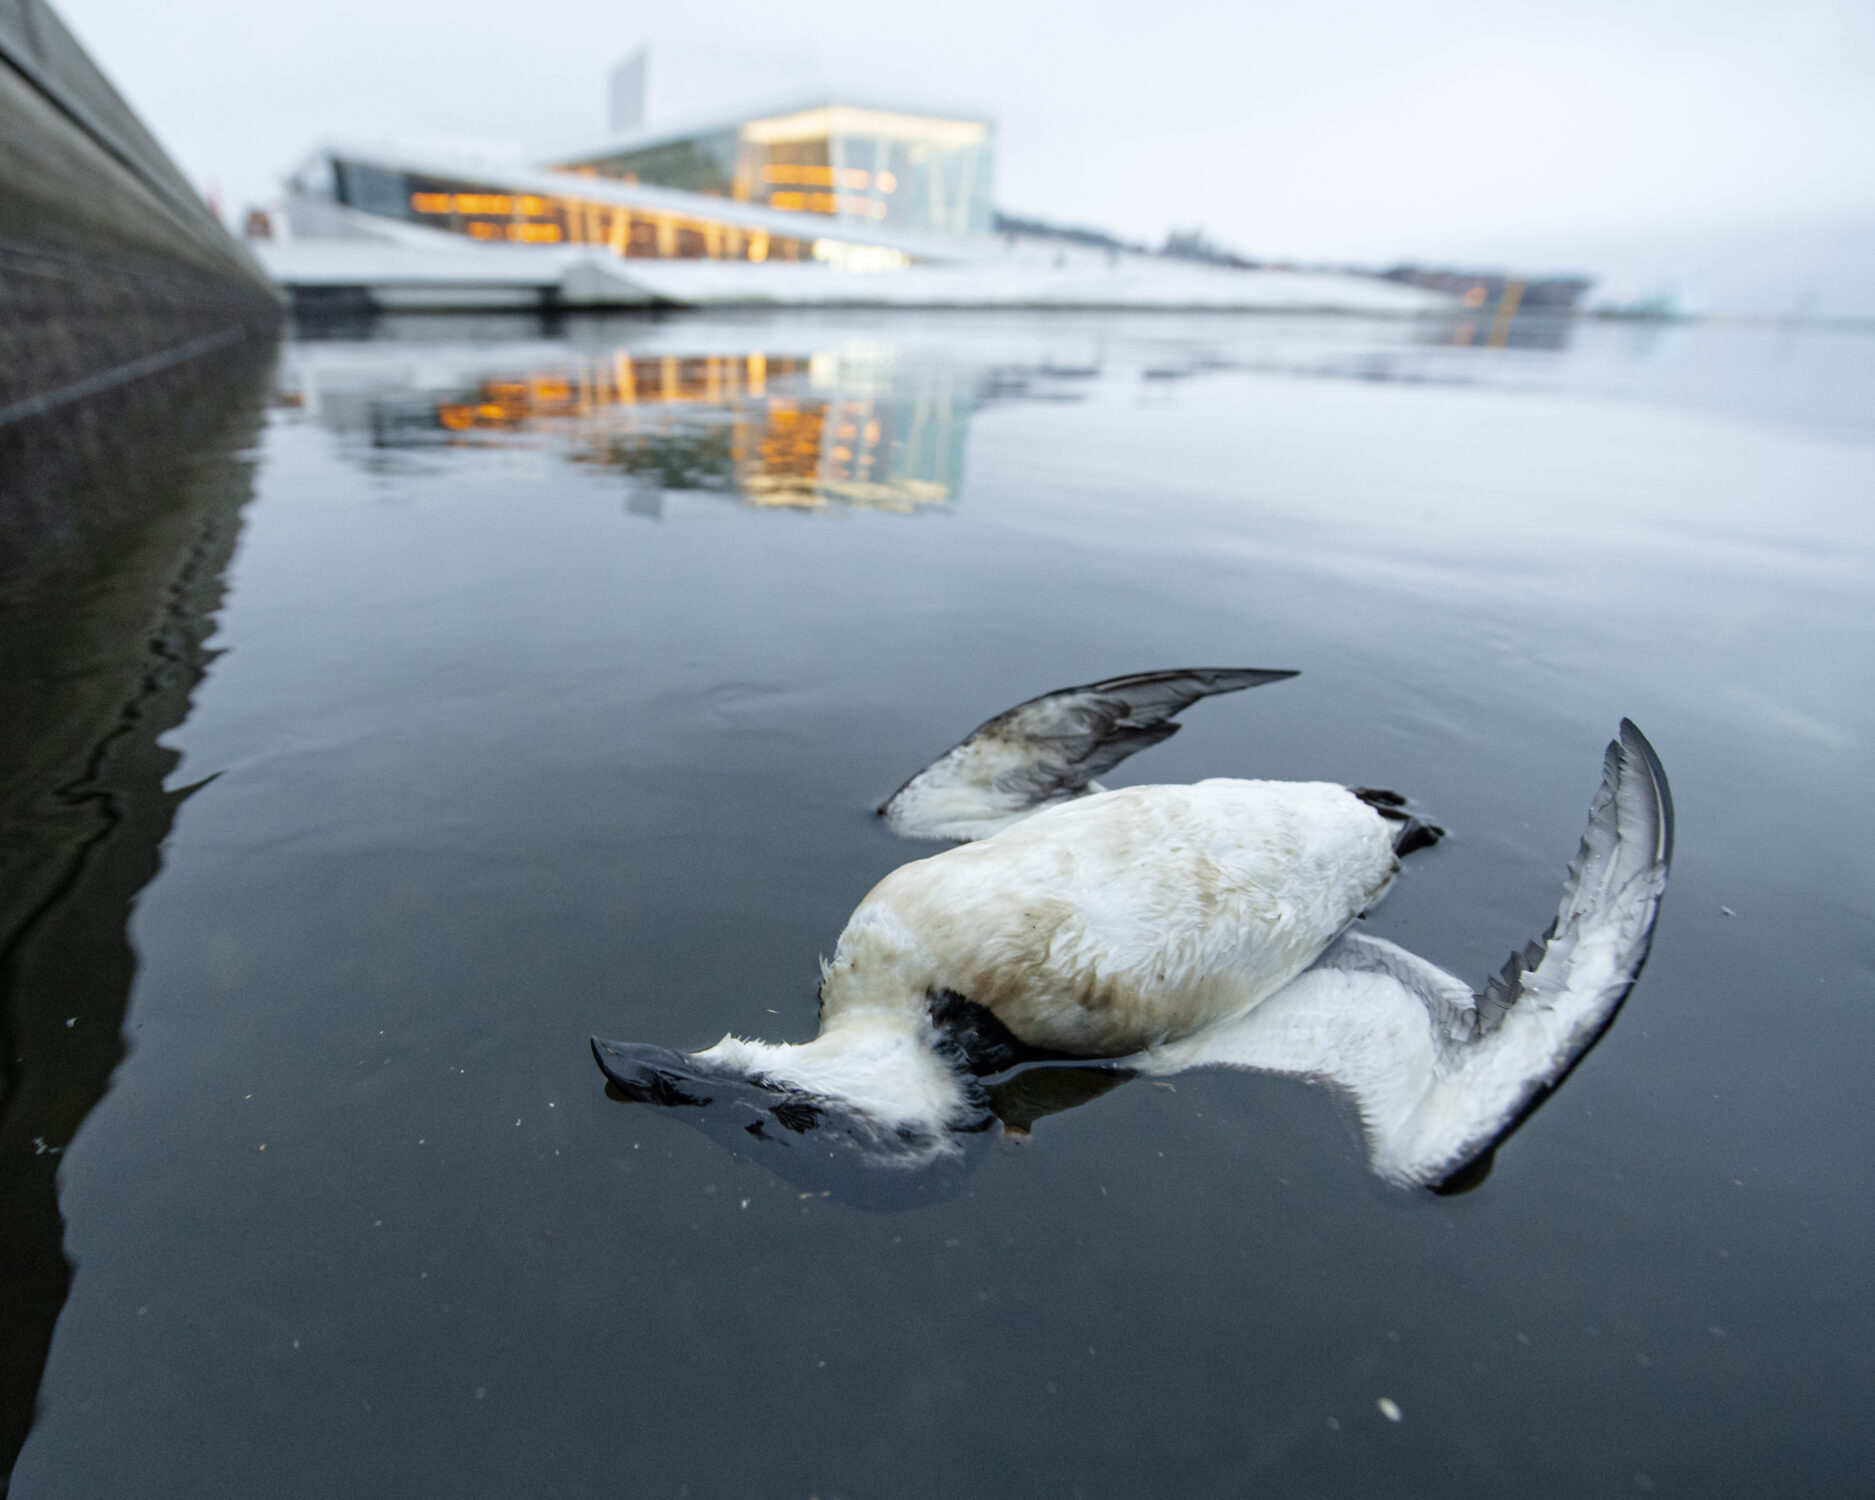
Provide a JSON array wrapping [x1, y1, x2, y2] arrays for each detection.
[[4, 311, 1872, 1497]]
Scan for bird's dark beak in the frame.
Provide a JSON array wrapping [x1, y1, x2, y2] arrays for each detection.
[[591, 1038, 716, 1107]]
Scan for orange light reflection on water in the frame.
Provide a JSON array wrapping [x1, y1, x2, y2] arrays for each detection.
[[429, 354, 951, 512]]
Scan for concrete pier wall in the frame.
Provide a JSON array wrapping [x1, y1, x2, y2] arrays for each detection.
[[0, 0, 280, 426]]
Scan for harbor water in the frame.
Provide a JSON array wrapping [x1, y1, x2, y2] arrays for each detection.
[[3, 309, 1871, 1498]]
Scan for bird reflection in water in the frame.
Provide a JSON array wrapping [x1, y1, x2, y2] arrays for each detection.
[[603, 1055, 1137, 1211], [594, 671, 1672, 1209]]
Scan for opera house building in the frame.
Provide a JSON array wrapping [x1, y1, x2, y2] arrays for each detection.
[[266, 45, 1450, 314], [288, 70, 994, 276]]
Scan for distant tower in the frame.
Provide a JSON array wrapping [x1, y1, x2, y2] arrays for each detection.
[[606, 42, 818, 135], [607, 50, 650, 134]]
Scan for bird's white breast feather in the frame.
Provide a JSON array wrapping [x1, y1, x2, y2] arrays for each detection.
[[822, 780, 1398, 1057]]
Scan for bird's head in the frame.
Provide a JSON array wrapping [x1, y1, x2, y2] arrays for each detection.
[[590, 1035, 995, 1209]]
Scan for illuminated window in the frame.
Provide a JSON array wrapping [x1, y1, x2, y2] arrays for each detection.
[[762, 164, 874, 189], [741, 105, 987, 149], [331, 154, 904, 265]]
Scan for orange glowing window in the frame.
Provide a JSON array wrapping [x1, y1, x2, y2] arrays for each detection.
[[770, 190, 885, 217], [453, 193, 513, 215], [875, 171, 897, 193], [765, 164, 828, 186], [763, 164, 875, 190], [467, 222, 501, 240], [507, 222, 563, 243], [411, 192, 453, 214]]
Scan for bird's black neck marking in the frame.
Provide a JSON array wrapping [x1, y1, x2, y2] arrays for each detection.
[[1349, 786, 1445, 856], [926, 989, 1066, 1077]]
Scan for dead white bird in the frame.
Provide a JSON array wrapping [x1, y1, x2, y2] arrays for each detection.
[[593, 671, 1671, 1202]]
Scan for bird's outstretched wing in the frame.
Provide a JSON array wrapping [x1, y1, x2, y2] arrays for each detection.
[[879, 668, 1298, 842], [1139, 721, 1673, 1190]]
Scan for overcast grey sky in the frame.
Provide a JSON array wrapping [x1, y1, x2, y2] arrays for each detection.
[[56, 0, 1875, 314]]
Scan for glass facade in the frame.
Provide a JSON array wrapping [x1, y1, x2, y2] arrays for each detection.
[[328, 157, 828, 262], [556, 103, 995, 240]]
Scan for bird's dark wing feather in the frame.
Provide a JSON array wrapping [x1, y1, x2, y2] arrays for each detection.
[[879, 668, 1298, 842]]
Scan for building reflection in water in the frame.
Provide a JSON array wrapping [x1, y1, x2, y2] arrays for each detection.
[[360, 347, 968, 513], [1435, 307, 1576, 353], [290, 311, 1585, 508]]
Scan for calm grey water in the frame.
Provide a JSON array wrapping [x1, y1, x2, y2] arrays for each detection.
[[5, 310, 1872, 1498]]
